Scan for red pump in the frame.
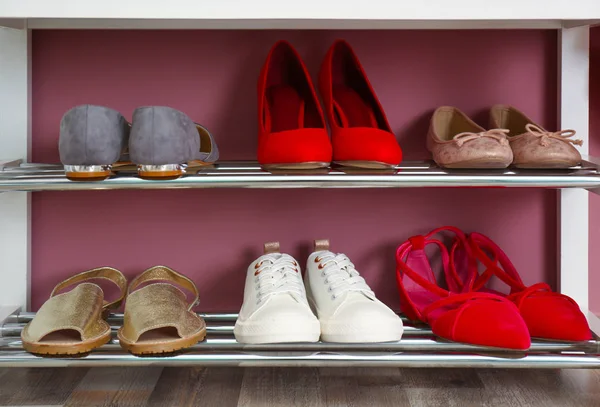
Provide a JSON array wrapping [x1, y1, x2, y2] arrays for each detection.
[[257, 41, 332, 170], [319, 40, 402, 169]]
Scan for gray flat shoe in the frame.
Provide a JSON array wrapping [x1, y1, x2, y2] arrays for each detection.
[[129, 106, 219, 180], [59, 105, 130, 181]]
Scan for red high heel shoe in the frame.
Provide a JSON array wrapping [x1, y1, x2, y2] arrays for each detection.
[[450, 232, 592, 342], [396, 227, 531, 350], [319, 40, 402, 169], [257, 41, 332, 170]]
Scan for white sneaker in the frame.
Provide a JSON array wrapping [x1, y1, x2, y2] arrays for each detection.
[[234, 242, 320, 344], [305, 240, 404, 343]]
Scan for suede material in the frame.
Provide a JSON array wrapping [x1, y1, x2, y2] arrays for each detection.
[[332, 128, 402, 164], [431, 300, 531, 350], [258, 128, 332, 164], [59, 105, 129, 165], [396, 233, 531, 350], [196, 124, 219, 163], [319, 40, 402, 166], [463, 232, 593, 342], [519, 296, 592, 341], [257, 41, 332, 166], [130, 106, 199, 165]]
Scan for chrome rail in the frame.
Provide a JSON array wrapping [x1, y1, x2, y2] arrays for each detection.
[[0, 160, 599, 191], [1, 311, 598, 368]]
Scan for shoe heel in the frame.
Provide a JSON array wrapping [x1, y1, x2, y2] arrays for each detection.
[[137, 164, 185, 180], [64, 165, 112, 181]]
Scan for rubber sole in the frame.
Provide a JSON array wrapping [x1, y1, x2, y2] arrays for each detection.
[[514, 160, 580, 169], [320, 321, 404, 343], [261, 162, 330, 171], [440, 158, 511, 169], [64, 165, 113, 181], [65, 171, 112, 181], [117, 327, 206, 356], [334, 160, 396, 170], [234, 319, 321, 344]]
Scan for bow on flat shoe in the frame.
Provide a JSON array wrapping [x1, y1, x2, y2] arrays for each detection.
[[524, 124, 582, 147], [490, 104, 582, 168], [427, 106, 513, 168], [453, 129, 510, 147]]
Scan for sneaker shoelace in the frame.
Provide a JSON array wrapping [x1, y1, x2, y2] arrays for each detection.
[[316, 252, 374, 299], [254, 254, 304, 304]]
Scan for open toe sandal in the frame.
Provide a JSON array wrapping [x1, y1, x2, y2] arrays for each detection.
[[117, 265, 206, 355], [22, 267, 127, 355]]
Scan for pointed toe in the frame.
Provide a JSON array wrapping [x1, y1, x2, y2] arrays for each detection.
[[431, 298, 530, 350], [519, 296, 592, 342]]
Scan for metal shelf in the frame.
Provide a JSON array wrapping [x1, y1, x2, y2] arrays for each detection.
[[2, 160, 600, 191], [1, 312, 598, 368]]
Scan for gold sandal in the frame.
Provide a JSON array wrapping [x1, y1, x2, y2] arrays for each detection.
[[117, 266, 206, 355], [22, 267, 127, 355]]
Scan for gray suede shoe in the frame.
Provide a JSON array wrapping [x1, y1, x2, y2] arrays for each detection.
[[59, 105, 130, 181], [129, 106, 219, 179]]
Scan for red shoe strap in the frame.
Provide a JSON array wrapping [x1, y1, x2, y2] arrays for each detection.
[[467, 232, 526, 293], [424, 226, 476, 292], [507, 282, 579, 309], [422, 291, 513, 324]]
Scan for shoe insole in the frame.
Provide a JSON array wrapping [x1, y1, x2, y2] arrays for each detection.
[[137, 326, 181, 343], [403, 249, 442, 311], [332, 85, 377, 128], [266, 85, 304, 133], [39, 329, 83, 344]]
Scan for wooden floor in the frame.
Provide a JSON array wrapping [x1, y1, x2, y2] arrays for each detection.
[[0, 367, 598, 406]]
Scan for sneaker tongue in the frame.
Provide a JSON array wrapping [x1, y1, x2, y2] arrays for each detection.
[[261, 253, 283, 264]]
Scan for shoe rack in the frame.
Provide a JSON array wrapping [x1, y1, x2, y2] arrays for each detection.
[[0, 1, 600, 368]]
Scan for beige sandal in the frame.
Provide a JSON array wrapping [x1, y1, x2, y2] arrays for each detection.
[[117, 266, 206, 355], [22, 267, 127, 355]]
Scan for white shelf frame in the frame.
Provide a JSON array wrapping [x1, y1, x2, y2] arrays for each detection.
[[0, 1, 599, 29], [0, 4, 599, 364]]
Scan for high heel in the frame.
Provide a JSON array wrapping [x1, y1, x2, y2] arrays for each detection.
[[395, 227, 531, 350], [450, 232, 592, 342], [257, 41, 332, 170], [319, 40, 402, 169]]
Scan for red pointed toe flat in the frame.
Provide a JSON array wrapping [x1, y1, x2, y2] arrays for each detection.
[[450, 232, 592, 342], [319, 40, 402, 169], [257, 41, 332, 170], [396, 228, 531, 350]]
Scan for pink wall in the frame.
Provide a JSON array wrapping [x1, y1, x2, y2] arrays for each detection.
[[31, 30, 558, 312], [589, 27, 600, 315]]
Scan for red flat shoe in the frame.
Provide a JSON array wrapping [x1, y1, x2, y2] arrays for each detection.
[[257, 41, 332, 170], [319, 40, 402, 169], [450, 232, 592, 342], [396, 227, 531, 350]]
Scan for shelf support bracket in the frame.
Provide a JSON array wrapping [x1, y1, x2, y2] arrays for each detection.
[[0, 27, 31, 311], [558, 25, 590, 314]]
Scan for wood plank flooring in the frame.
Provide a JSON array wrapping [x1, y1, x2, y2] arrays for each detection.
[[0, 367, 598, 407]]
